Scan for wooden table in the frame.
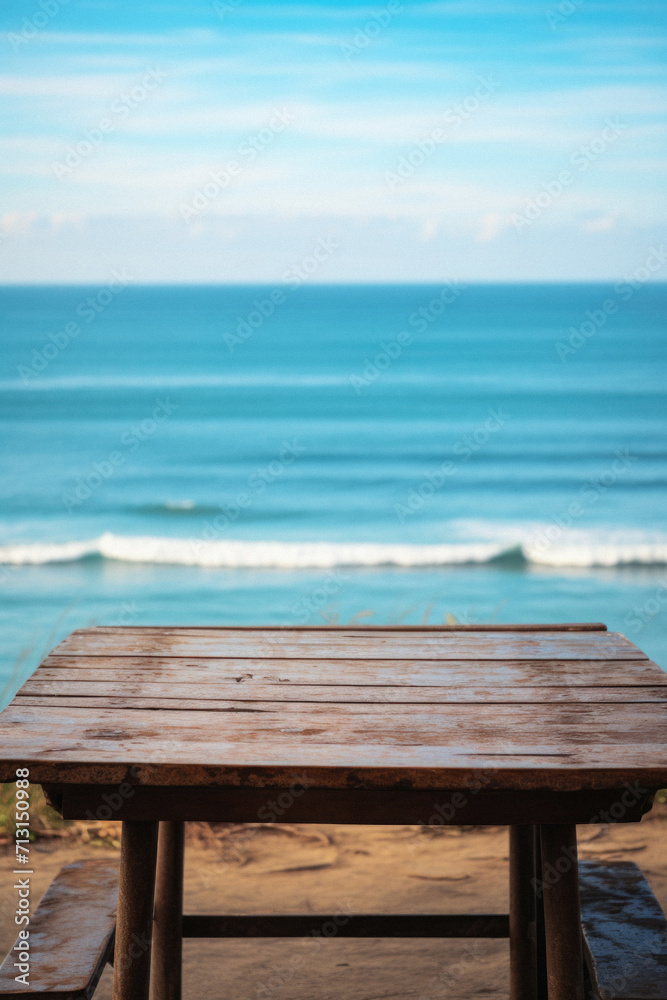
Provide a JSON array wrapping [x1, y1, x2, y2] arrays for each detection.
[[1, 623, 666, 1000]]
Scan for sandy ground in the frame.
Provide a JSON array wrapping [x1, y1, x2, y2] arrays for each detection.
[[2, 808, 667, 1000]]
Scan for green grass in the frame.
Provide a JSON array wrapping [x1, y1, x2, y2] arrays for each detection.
[[0, 782, 124, 846], [0, 782, 70, 840]]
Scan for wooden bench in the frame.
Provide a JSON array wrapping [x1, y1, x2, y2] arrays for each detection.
[[579, 860, 667, 1000], [0, 859, 118, 999]]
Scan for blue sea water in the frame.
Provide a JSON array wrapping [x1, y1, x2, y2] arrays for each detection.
[[1, 282, 666, 705]]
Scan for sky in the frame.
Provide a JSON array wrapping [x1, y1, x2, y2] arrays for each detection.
[[0, 0, 666, 283]]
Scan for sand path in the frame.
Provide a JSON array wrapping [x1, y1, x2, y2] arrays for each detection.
[[2, 807, 666, 999]]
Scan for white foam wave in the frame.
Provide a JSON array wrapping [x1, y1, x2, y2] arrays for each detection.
[[0, 534, 503, 569], [527, 543, 667, 568], [1, 532, 667, 570]]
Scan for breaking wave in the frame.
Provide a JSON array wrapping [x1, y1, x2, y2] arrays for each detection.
[[2, 531, 667, 570]]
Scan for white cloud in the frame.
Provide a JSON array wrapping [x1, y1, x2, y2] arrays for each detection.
[[0, 212, 39, 236], [476, 212, 513, 243], [0, 73, 133, 97], [49, 212, 85, 229], [18, 30, 206, 46], [0, 137, 63, 154], [582, 215, 617, 233], [419, 219, 438, 240]]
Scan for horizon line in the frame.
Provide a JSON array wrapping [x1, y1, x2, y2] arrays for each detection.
[[2, 279, 667, 288]]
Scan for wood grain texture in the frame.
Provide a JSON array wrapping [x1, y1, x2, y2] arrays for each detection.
[[1, 702, 666, 788], [3, 698, 667, 735], [14, 684, 667, 706], [0, 626, 665, 792], [0, 859, 118, 998], [36, 656, 667, 686], [52, 627, 644, 660], [579, 860, 667, 999]]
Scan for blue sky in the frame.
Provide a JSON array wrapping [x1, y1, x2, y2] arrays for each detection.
[[0, 0, 665, 282]]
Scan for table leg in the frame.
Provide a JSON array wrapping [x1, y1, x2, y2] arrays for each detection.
[[539, 823, 585, 1000], [509, 825, 537, 1000], [150, 821, 185, 1000], [112, 820, 159, 1000], [532, 827, 548, 1000]]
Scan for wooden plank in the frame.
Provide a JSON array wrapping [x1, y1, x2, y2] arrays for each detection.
[[7, 750, 667, 792], [13, 695, 667, 714], [579, 860, 667, 999], [13, 683, 667, 705], [36, 656, 667, 687], [0, 859, 117, 999], [2, 700, 667, 737], [85, 622, 609, 631], [5, 746, 667, 790], [0, 702, 665, 791], [52, 628, 644, 661]]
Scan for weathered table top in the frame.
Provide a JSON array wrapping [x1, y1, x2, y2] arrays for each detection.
[[1, 624, 666, 792]]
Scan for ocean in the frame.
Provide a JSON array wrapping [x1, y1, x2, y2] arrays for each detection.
[[1, 282, 666, 706]]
